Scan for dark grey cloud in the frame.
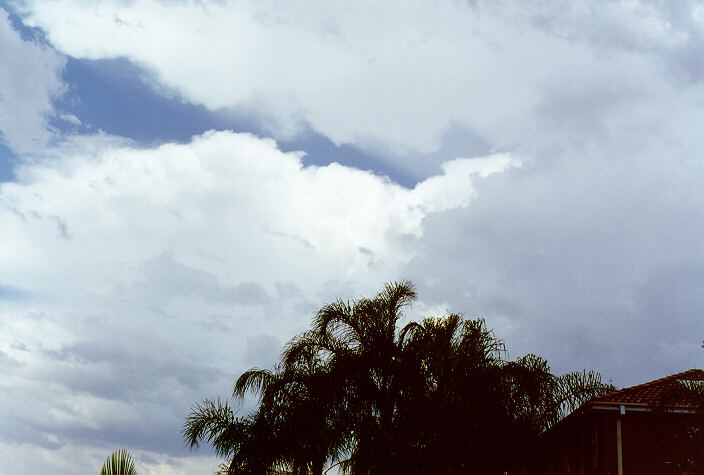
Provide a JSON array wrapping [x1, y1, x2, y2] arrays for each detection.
[[139, 252, 271, 306], [244, 334, 281, 367], [52, 215, 70, 239], [274, 280, 303, 299], [42, 340, 224, 402], [197, 313, 234, 333], [0, 284, 27, 300], [404, 149, 704, 387], [526, 0, 704, 85], [0, 339, 228, 455], [0, 350, 23, 369], [225, 282, 272, 306], [11, 341, 29, 351]]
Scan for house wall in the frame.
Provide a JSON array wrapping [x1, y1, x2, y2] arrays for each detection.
[[521, 411, 704, 475], [521, 414, 599, 474], [621, 412, 703, 474]]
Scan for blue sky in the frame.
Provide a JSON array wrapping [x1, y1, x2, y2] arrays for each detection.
[[1, 1, 704, 473], [1, 5, 414, 186], [55, 56, 415, 183]]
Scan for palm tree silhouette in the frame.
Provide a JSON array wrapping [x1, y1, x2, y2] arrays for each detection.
[[185, 281, 613, 474]]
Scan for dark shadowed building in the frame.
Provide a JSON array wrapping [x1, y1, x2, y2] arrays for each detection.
[[522, 369, 704, 475]]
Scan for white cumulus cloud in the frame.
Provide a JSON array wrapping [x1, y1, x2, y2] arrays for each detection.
[[0, 130, 512, 473], [18, 0, 704, 169]]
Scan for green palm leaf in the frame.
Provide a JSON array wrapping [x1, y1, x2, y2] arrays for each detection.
[[100, 449, 136, 475]]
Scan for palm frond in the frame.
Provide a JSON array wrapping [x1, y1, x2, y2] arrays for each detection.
[[553, 370, 616, 422], [380, 280, 416, 318], [657, 378, 704, 411], [314, 300, 364, 348], [398, 321, 423, 346], [233, 368, 274, 399], [282, 331, 320, 368], [183, 398, 250, 458], [100, 449, 137, 475]]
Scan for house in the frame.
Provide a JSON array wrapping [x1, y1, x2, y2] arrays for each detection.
[[525, 369, 704, 474]]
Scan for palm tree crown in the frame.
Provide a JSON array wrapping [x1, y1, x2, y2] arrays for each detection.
[[185, 281, 614, 474]]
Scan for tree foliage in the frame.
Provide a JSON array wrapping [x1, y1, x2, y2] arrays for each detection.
[[653, 377, 704, 470], [100, 449, 137, 475], [185, 281, 614, 474]]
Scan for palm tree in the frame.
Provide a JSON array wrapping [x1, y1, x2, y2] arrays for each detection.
[[100, 449, 136, 475], [295, 280, 417, 473], [550, 369, 618, 426], [183, 398, 258, 472], [232, 357, 348, 474], [186, 347, 348, 473], [185, 281, 614, 474], [395, 316, 615, 473], [395, 315, 538, 473]]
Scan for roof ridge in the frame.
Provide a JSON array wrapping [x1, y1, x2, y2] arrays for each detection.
[[590, 369, 704, 404]]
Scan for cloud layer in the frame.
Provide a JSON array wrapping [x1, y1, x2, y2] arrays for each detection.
[[0, 9, 65, 153], [3, 0, 704, 472], [0, 130, 510, 473], [14, 1, 704, 173]]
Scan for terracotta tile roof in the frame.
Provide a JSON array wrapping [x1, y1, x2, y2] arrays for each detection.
[[589, 369, 704, 407]]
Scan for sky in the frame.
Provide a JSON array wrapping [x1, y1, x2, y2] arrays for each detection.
[[1, 0, 703, 473]]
